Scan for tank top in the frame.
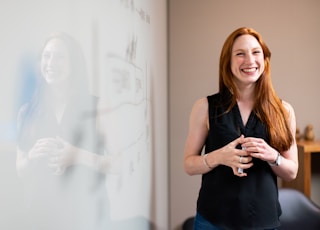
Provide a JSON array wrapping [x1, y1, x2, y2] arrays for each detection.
[[17, 96, 109, 230], [196, 93, 281, 230]]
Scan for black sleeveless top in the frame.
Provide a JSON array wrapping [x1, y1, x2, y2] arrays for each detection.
[[17, 96, 109, 230], [196, 93, 281, 230]]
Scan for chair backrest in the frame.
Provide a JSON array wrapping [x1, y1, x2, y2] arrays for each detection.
[[278, 188, 320, 230], [182, 189, 320, 230], [182, 216, 194, 230]]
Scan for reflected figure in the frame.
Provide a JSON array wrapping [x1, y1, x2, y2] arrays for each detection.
[[16, 32, 117, 230]]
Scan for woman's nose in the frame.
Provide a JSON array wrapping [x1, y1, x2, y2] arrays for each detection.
[[244, 53, 254, 63], [47, 56, 58, 66]]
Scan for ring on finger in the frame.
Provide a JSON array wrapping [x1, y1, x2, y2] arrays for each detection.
[[239, 156, 243, 163]]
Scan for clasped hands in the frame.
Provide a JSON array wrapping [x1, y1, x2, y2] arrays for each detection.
[[218, 135, 279, 177], [28, 136, 76, 175]]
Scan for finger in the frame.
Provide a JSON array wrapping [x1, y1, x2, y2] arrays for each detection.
[[48, 164, 64, 175], [238, 156, 253, 164], [49, 155, 62, 164], [250, 152, 264, 159], [53, 167, 64, 176], [242, 143, 260, 153], [241, 138, 259, 149], [37, 138, 58, 145], [232, 167, 247, 177], [48, 162, 58, 168], [55, 136, 65, 148], [48, 160, 63, 169], [29, 151, 48, 159], [238, 162, 254, 170], [36, 144, 55, 151], [243, 136, 261, 142], [35, 142, 58, 151], [30, 146, 53, 155], [230, 135, 245, 147]]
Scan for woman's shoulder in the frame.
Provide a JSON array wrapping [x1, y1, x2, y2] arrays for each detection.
[[193, 93, 223, 110], [281, 100, 295, 114], [193, 97, 209, 109], [207, 92, 221, 100], [190, 97, 208, 118], [281, 100, 296, 125], [191, 92, 227, 116]]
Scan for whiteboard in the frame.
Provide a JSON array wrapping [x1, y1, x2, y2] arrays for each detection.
[[0, 0, 167, 229]]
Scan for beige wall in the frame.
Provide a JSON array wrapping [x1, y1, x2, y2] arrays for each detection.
[[169, 0, 320, 229]]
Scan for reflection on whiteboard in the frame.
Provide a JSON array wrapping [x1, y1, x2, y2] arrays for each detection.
[[0, 0, 157, 229]]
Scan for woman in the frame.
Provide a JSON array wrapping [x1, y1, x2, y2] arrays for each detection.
[[16, 32, 115, 230], [184, 27, 298, 230]]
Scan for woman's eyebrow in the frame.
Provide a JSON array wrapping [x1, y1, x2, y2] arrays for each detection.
[[232, 47, 262, 53]]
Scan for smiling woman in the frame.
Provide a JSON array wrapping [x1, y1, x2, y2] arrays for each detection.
[[41, 38, 71, 86], [16, 32, 112, 230], [183, 27, 298, 230], [231, 34, 265, 87]]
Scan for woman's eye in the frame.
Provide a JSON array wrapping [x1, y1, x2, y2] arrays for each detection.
[[55, 55, 65, 60], [42, 54, 50, 59], [236, 53, 244, 56]]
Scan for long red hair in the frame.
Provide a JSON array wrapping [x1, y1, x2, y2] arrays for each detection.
[[219, 27, 293, 151]]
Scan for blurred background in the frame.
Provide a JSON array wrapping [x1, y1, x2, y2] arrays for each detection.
[[1, 0, 320, 229], [169, 0, 320, 229]]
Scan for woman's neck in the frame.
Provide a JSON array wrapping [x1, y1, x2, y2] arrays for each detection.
[[54, 101, 67, 124], [236, 84, 255, 103], [50, 85, 69, 123]]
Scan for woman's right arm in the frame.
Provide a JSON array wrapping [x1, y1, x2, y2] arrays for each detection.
[[183, 98, 214, 175]]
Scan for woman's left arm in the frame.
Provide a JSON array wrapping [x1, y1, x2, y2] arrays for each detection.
[[269, 101, 298, 181], [242, 101, 298, 181]]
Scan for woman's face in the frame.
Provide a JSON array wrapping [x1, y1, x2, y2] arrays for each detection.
[[41, 38, 71, 86], [230, 34, 264, 88]]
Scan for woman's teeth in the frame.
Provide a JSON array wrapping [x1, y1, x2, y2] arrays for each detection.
[[242, 68, 256, 73]]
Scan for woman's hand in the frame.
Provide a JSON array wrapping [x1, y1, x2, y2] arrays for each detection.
[[28, 137, 59, 159], [241, 137, 278, 163], [217, 135, 253, 177], [17, 138, 58, 177], [48, 136, 77, 175]]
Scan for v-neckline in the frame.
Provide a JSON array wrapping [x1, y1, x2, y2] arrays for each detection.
[[234, 103, 254, 129], [54, 102, 67, 125]]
